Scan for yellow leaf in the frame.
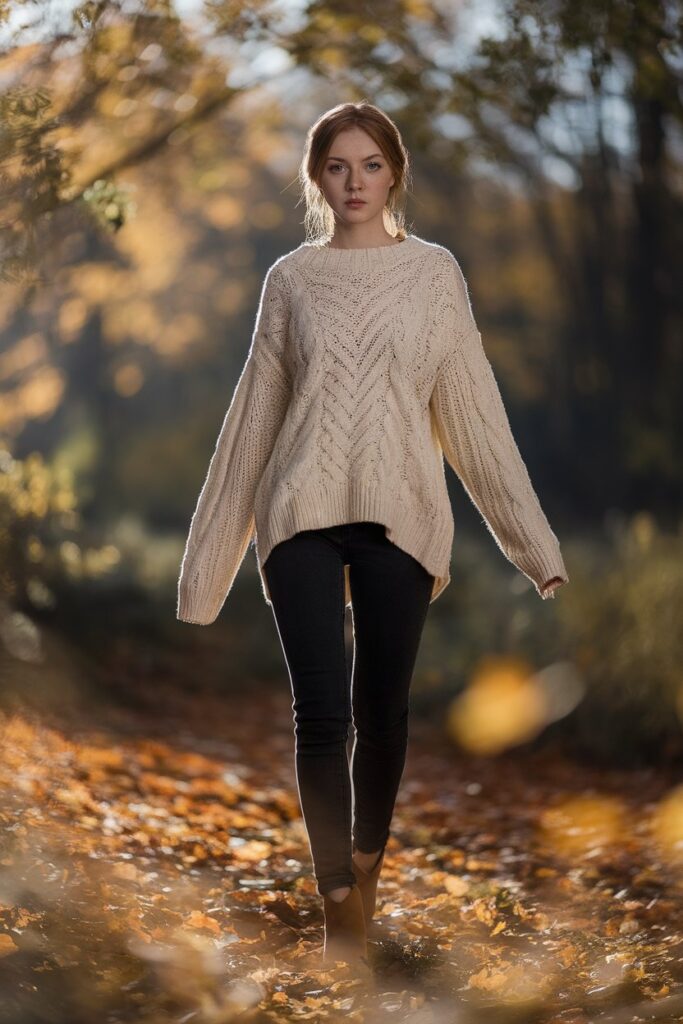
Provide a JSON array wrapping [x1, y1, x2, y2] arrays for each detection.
[[444, 874, 469, 896]]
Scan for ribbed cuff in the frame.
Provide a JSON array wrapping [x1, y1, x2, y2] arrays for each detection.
[[530, 548, 569, 599], [177, 588, 215, 625]]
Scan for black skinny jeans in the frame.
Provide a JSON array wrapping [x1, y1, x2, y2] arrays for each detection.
[[262, 521, 434, 896]]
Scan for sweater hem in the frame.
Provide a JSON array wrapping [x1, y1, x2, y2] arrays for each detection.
[[253, 482, 454, 608]]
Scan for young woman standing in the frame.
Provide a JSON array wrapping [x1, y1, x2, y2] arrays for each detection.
[[177, 101, 568, 971]]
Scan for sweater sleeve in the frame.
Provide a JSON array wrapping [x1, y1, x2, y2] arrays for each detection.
[[428, 250, 569, 600], [177, 263, 291, 624]]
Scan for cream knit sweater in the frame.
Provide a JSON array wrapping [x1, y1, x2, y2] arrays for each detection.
[[177, 233, 569, 624]]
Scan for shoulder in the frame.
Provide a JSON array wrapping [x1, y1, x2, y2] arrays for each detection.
[[410, 237, 463, 274], [403, 236, 468, 289], [267, 244, 309, 277], [409, 240, 476, 325], [409, 235, 452, 259], [259, 245, 311, 299], [417, 239, 473, 306]]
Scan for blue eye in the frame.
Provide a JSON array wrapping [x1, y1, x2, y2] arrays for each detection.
[[328, 162, 382, 172]]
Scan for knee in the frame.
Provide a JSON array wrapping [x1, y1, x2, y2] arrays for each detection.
[[293, 713, 351, 749], [354, 707, 409, 749]]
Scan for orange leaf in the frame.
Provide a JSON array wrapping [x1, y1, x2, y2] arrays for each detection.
[[0, 934, 18, 958], [185, 911, 221, 935]]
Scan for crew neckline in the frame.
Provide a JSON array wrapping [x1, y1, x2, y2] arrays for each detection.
[[299, 234, 416, 268], [321, 236, 408, 252]]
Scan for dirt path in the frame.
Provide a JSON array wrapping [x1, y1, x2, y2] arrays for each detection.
[[1, 676, 682, 1023]]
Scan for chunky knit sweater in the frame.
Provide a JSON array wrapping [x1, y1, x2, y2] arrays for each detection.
[[177, 233, 569, 624]]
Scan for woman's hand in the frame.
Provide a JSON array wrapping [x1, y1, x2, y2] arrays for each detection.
[[540, 576, 565, 599]]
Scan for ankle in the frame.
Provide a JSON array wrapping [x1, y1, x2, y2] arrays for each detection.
[[353, 847, 383, 872], [326, 885, 352, 902]]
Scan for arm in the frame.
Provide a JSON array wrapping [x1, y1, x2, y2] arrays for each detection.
[[177, 263, 291, 624], [428, 250, 569, 600]]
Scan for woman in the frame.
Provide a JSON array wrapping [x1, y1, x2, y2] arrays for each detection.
[[177, 101, 568, 971]]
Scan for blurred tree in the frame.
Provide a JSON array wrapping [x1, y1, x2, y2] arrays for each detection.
[[0, 0, 261, 281], [441, 0, 683, 507], [0, 446, 119, 617], [2, 0, 681, 523]]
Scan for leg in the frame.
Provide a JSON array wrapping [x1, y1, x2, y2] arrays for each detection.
[[262, 528, 356, 897], [347, 523, 434, 858]]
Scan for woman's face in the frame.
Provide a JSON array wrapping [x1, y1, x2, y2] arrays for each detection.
[[319, 126, 396, 228]]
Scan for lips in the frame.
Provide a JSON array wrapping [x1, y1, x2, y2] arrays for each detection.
[[346, 199, 365, 206]]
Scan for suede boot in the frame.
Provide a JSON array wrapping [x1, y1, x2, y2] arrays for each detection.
[[351, 844, 386, 928], [322, 884, 368, 968]]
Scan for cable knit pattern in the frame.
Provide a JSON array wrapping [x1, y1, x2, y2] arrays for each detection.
[[177, 233, 568, 624]]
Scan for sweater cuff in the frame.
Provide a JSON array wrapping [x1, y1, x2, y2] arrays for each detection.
[[532, 553, 569, 600], [177, 588, 215, 625]]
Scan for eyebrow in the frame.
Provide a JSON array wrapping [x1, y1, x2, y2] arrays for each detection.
[[326, 153, 384, 161]]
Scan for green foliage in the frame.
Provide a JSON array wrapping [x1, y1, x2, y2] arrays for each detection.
[[0, 85, 68, 283], [81, 178, 137, 233], [420, 512, 683, 764], [554, 513, 683, 763], [0, 448, 119, 615]]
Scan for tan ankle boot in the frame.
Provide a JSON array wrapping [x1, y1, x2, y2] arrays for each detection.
[[322, 884, 368, 967], [351, 845, 386, 927]]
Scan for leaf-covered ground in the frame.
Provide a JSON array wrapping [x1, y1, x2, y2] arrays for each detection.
[[2, 675, 683, 1024]]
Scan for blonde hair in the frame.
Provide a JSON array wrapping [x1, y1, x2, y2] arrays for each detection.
[[297, 101, 412, 245]]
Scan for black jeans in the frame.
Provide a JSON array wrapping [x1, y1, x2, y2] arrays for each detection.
[[262, 521, 434, 896]]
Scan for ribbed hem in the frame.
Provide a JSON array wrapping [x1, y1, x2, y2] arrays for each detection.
[[254, 480, 569, 609], [254, 481, 454, 608]]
